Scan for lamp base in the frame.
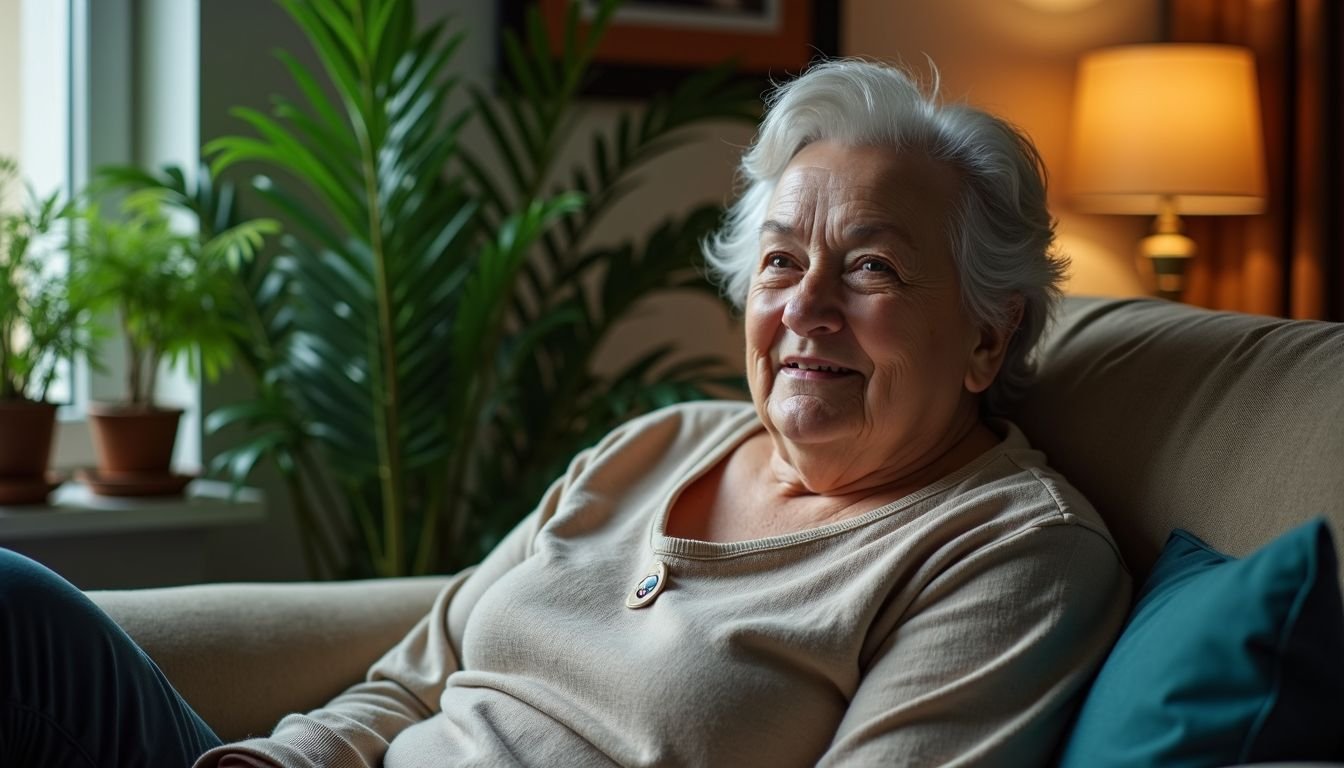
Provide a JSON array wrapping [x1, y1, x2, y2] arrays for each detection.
[[1148, 253, 1191, 301], [1139, 202, 1196, 301]]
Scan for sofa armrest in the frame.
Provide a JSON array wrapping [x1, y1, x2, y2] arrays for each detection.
[[89, 576, 450, 742]]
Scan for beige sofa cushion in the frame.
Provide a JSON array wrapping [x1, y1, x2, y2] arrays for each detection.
[[92, 576, 450, 741], [1009, 297, 1344, 583]]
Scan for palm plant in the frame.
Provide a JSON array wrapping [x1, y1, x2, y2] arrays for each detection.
[[197, 0, 755, 577], [457, 3, 759, 556]]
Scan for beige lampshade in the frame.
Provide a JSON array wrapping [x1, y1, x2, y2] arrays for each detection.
[[1069, 44, 1267, 215]]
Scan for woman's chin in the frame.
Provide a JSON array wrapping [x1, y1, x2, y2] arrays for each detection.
[[766, 399, 859, 448]]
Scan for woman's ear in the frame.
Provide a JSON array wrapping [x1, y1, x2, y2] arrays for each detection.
[[964, 296, 1024, 394]]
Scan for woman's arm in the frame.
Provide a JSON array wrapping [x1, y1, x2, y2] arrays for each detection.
[[194, 443, 597, 768], [816, 522, 1131, 768], [200, 564, 480, 768]]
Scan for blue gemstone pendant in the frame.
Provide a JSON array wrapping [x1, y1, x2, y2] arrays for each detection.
[[625, 560, 668, 609]]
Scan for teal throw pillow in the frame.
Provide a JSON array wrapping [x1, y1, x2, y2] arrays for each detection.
[[1057, 518, 1344, 767]]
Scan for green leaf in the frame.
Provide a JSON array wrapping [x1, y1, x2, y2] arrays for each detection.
[[502, 30, 545, 106], [469, 89, 532, 201], [275, 0, 364, 116], [276, 50, 351, 144], [208, 109, 363, 229], [251, 178, 347, 255], [524, 6, 559, 96]]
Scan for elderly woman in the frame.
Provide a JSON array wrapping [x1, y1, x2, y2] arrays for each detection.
[[0, 59, 1128, 767]]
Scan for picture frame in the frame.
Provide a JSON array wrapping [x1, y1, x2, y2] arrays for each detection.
[[502, 0, 841, 98]]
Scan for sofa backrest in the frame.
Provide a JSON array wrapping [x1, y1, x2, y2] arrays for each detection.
[[1008, 296, 1344, 585]]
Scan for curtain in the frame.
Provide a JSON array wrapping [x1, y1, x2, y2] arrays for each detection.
[[1169, 0, 1343, 321]]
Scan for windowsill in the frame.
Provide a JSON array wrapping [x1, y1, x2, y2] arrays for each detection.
[[0, 480, 263, 541]]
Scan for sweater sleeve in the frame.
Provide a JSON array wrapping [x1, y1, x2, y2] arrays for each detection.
[[815, 521, 1131, 768], [193, 445, 594, 768]]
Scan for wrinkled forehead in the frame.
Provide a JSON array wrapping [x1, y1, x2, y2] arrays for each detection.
[[767, 167, 900, 217], [764, 142, 963, 237]]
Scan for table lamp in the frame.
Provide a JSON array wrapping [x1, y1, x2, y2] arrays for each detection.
[[1068, 44, 1267, 299]]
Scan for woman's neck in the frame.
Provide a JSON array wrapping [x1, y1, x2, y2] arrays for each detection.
[[764, 404, 998, 501]]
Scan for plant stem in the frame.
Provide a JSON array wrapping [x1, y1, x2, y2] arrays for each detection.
[[289, 459, 347, 579], [283, 467, 322, 578], [146, 345, 161, 409], [231, 263, 279, 379], [439, 279, 512, 571], [347, 485, 385, 576], [1, 317, 14, 399], [351, 1, 405, 577], [412, 462, 447, 575], [123, 314, 141, 406], [299, 447, 353, 545]]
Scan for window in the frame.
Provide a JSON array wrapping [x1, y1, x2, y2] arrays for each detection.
[[7, 0, 204, 471], [9, 0, 80, 407]]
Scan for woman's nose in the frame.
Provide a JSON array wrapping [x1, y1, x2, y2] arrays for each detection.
[[783, 270, 844, 336]]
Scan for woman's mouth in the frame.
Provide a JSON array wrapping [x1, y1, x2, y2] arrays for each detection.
[[781, 361, 858, 379]]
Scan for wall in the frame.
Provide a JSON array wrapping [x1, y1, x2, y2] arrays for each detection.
[[0, 0, 18, 174]]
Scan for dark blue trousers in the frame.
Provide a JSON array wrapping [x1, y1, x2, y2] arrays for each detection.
[[0, 548, 222, 767]]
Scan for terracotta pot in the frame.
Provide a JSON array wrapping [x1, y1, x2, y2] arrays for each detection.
[[0, 400, 58, 477], [0, 400, 61, 505], [86, 403, 183, 478]]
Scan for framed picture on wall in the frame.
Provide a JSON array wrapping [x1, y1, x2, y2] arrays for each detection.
[[503, 0, 841, 98]]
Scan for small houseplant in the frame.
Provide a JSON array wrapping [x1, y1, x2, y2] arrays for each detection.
[[73, 196, 275, 494], [0, 156, 98, 504]]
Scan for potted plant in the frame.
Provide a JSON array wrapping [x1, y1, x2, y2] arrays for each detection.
[[0, 156, 98, 505], [72, 196, 275, 496], [199, 0, 754, 576]]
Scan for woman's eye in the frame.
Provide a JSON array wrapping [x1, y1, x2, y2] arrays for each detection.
[[860, 259, 891, 273], [767, 254, 792, 269]]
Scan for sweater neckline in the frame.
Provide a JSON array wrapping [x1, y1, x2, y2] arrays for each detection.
[[648, 408, 1023, 560]]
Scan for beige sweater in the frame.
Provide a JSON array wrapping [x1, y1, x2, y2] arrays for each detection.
[[199, 401, 1130, 768]]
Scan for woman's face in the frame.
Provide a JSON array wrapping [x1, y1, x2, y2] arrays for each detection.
[[745, 140, 1002, 488]]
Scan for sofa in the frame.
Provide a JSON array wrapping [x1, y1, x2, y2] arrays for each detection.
[[89, 296, 1344, 751]]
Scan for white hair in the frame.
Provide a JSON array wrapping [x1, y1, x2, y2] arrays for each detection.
[[703, 58, 1067, 411]]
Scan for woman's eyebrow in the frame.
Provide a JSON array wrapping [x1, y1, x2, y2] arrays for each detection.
[[843, 222, 917, 250], [758, 219, 918, 252]]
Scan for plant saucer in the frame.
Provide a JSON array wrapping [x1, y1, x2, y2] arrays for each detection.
[[0, 471, 64, 506], [75, 468, 195, 498]]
